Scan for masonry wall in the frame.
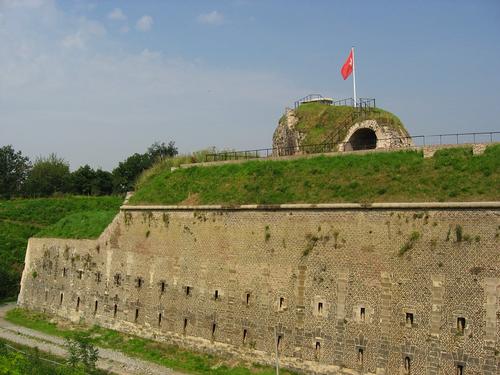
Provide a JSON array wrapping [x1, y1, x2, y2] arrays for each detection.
[[18, 204, 500, 375]]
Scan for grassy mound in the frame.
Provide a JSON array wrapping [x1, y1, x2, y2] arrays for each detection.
[[130, 145, 500, 206], [290, 103, 407, 145], [0, 196, 122, 300]]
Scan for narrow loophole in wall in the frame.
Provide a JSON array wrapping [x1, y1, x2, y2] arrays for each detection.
[[315, 341, 321, 360], [457, 317, 466, 334], [358, 348, 364, 365], [186, 286, 191, 296], [136, 277, 143, 288], [114, 273, 121, 286], [96, 272, 101, 283], [62, 268, 67, 277], [318, 302, 323, 314], [404, 356, 411, 375], [360, 307, 366, 321], [456, 364, 464, 375], [183, 318, 188, 334], [243, 329, 248, 344], [160, 281, 166, 293], [94, 300, 98, 314], [214, 290, 219, 300], [113, 304, 117, 318], [59, 293, 63, 305], [134, 308, 139, 323], [406, 312, 414, 325], [211, 322, 217, 338], [45, 291, 48, 301], [276, 335, 282, 352], [246, 293, 251, 305], [76, 297, 80, 311], [279, 297, 285, 309], [158, 313, 162, 326]]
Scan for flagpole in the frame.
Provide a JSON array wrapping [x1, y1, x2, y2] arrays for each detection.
[[352, 47, 357, 108]]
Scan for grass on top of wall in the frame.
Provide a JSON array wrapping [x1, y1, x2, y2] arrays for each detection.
[[6, 308, 299, 375], [129, 144, 500, 206], [34, 210, 117, 239]]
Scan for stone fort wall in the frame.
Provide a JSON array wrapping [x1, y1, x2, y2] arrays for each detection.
[[18, 203, 500, 374]]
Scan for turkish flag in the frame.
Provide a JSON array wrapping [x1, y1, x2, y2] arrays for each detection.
[[341, 49, 353, 80]]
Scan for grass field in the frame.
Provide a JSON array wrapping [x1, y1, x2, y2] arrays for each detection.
[[130, 145, 500, 206], [6, 308, 298, 375], [0, 196, 122, 301]]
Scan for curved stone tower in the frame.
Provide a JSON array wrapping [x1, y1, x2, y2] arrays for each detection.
[[272, 103, 412, 156]]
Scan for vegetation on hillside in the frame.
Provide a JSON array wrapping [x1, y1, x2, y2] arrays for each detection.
[[7, 308, 298, 375], [0, 141, 177, 198], [130, 145, 500, 206], [0, 196, 122, 301], [0, 338, 106, 375], [293, 103, 407, 146]]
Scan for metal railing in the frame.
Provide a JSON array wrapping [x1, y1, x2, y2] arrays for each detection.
[[294, 94, 327, 108], [204, 131, 500, 162], [294, 95, 376, 111]]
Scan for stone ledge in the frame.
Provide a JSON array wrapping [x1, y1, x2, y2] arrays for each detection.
[[121, 201, 500, 211]]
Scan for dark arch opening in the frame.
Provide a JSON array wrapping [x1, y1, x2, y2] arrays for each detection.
[[347, 128, 377, 151]]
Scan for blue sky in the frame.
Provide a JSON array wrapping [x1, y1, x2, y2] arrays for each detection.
[[1, 0, 499, 169]]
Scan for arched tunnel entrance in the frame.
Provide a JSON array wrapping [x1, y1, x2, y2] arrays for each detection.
[[346, 128, 377, 151]]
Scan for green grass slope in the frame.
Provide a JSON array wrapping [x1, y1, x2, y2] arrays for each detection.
[[0, 196, 122, 300], [6, 308, 297, 375], [130, 145, 500, 206], [291, 103, 407, 145]]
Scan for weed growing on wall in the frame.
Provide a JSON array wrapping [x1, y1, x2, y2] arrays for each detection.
[[399, 231, 421, 256]]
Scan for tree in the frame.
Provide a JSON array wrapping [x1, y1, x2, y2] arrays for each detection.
[[65, 332, 99, 373], [92, 169, 113, 196], [112, 153, 152, 193], [69, 165, 96, 195], [147, 141, 178, 162], [24, 154, 70, 197], [0, 145, 31, 198], [112, 141, 177, 193]]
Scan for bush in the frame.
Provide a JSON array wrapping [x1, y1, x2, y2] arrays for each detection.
[[65, 332, 99, 373]]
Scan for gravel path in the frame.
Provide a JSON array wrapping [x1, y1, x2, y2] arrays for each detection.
[[0, 303, 184, 375]]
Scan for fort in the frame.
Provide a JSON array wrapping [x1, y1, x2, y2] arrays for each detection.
[[17, 98, 500, 374]]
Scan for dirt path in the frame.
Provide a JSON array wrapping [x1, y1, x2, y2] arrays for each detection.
[[0, 303, 185, 375]]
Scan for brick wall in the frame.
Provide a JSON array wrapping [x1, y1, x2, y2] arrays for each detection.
[[18, 204, 500, 374]]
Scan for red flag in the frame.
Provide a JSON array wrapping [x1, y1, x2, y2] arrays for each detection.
[[341, 49, 354, 80]]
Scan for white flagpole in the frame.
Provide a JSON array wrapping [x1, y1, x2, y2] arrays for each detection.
[[352, 47, 357, 108]]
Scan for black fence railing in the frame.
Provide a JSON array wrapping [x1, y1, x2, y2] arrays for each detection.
[[204, 131, 500, 162], [294, 94, 326, 108], [294, 95, 376, 111]]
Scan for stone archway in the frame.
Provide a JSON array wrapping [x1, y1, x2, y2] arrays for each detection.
[[345, 128, 377, 151]]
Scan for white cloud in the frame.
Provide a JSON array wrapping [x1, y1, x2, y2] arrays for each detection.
[[0, 2, 300, 171], [197, 10, 224, 25], [135, 15, 153, 32], [108, 8, 126, 21], [61, 31, 84, 49], [60, 19, 105, 49], [84, 19, 106, 36]]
